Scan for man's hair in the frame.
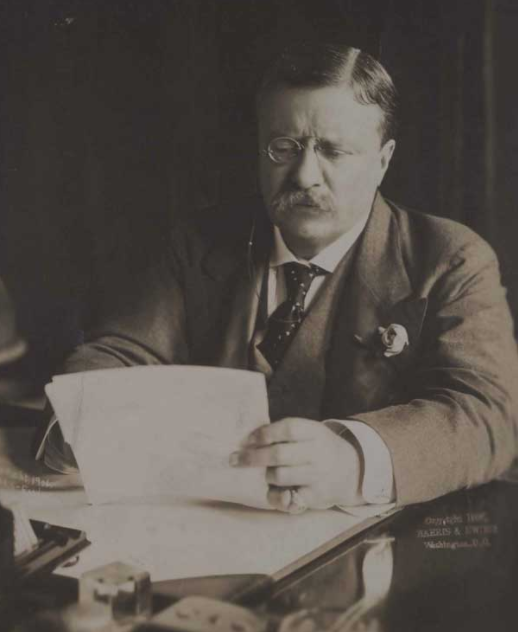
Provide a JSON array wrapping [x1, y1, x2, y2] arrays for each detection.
[[257, 42, 398, 145]]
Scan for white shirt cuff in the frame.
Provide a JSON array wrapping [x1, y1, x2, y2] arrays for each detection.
[[324, 419, 395, 505]]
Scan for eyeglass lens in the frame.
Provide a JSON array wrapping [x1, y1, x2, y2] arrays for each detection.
[[268, 137, 301, 163]]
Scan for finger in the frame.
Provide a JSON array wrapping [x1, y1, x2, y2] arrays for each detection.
[[230, 442, 311, 468], [266, 465, 314, 487], [267, 486, 313, 513], [245, 418, 320, 447]]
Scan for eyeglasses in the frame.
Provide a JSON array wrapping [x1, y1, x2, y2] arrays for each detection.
[[261, 136, 352, 164]]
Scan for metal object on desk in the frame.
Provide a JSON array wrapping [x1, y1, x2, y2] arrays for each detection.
[[15, 520, 90, 582], [79, 561, 152, 627], [2, 504, 87, 584], [0, 514, 89, 630]]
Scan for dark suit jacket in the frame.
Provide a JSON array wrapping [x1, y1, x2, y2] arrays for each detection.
[[55, 193, 518, 506]]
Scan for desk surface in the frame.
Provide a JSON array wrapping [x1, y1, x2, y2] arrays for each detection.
[[2, 405, 518, 632]]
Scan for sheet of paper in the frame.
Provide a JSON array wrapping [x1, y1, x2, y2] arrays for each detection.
[[45, 366, 270, 508]]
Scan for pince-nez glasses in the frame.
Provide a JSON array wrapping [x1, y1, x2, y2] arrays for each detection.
[[260, 136, 351, 164]]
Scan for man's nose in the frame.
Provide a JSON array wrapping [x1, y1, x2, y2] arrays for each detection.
[[289, 147, 324, 190]]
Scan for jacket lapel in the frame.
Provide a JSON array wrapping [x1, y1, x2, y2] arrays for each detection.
[[217, 262, 265, 370], [184, 246, 241, 364], [323, 193, 428, 418]]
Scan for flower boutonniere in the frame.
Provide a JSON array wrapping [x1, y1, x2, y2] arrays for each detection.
[[353, 323, 411, 360], [377, 324, 410, 358]]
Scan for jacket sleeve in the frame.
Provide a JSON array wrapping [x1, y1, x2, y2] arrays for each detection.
[[62, 259, 190, 373], [34, 257, 190, 467], [354, 238, 518, 506]]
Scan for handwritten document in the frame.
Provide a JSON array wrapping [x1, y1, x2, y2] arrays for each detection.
[[45, 366, 271, 508]]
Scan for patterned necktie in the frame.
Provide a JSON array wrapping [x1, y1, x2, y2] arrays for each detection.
[[258, 262, 327, 369]]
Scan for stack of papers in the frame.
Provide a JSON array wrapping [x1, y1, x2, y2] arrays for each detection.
[[45, 366, 271, 508]]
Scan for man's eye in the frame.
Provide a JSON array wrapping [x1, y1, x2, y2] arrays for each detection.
[[318, 146, 352, 160]]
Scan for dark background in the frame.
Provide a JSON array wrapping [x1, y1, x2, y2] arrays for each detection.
[[1, 0, 517, 393]]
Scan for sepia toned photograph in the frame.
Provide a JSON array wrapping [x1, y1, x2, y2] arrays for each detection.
[[1, 1, 517, 630]]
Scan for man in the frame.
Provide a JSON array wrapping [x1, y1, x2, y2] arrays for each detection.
[[36, 42, 518, 514]]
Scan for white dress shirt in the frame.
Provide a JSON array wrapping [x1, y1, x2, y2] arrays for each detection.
[[264, 219, 395, 508]]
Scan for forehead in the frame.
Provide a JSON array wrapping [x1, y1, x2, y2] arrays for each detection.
[[258, 84, 383, 145]]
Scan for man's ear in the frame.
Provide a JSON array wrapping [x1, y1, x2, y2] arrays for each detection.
[[378, 139, 396, 185]]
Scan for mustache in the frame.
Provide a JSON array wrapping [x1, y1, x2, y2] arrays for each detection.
[[271, 189, 333, 213]]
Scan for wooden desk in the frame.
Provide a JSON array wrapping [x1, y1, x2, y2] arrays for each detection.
[[11, 481, 517, 632]]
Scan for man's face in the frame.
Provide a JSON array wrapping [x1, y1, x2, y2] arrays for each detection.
[[258, 85, 395, 258]]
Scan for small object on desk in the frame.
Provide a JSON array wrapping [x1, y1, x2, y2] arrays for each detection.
[[15, 520, 90, 581], [1, 502, 87, 583], [145, 596, 266, 632], [79, 561, 152, 626]]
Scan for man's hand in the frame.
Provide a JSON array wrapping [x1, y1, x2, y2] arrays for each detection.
[[229, 418, 363, 511]]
